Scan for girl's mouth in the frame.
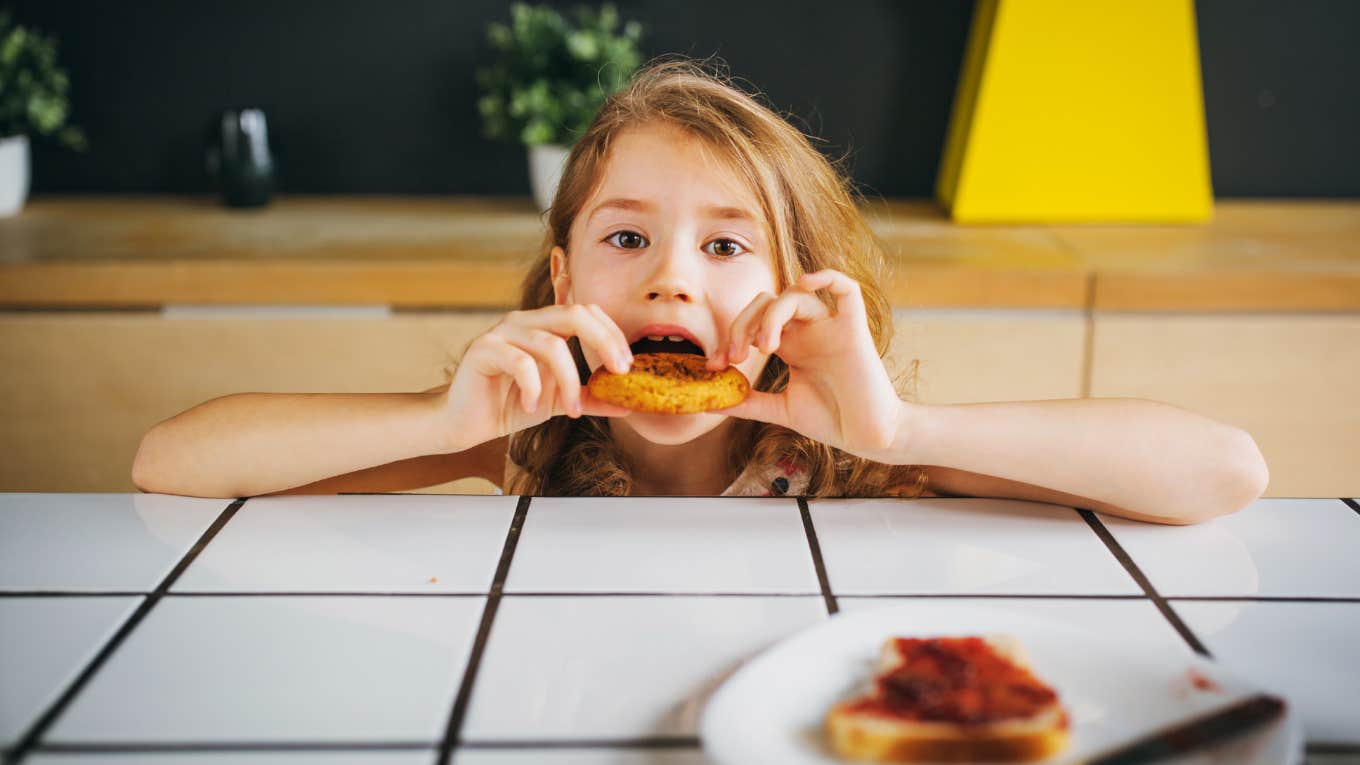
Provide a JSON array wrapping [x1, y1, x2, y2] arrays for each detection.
[[628, 337, 706, 356]]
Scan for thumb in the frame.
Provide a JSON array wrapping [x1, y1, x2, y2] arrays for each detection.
[[580, 390, 634, 419], [715, 390, 788, 428]]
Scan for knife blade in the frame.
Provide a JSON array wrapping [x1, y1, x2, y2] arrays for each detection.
[[1085, 694, 1286, 765]]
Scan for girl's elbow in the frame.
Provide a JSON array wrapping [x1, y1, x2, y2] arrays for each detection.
[[1197, 428, 1270, 524], [130, 431, 161, 493], [1229, 428, 1269, 504]]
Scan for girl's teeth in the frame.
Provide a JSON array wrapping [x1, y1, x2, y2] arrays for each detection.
[[647, 335, 665, 341], [667, 335, 683, 342]]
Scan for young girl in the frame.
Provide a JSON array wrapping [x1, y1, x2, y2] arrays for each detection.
[[132, 58, 1268, 525]]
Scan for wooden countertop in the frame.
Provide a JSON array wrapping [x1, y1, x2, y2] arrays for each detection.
[[1, 196, 1357, 311]]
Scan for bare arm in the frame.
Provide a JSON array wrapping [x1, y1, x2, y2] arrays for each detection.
[[886, 398, 1269, 525], [132, 386, 466, 498]]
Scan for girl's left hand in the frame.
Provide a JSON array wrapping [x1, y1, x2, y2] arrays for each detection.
[[710, 268, 906, 460]]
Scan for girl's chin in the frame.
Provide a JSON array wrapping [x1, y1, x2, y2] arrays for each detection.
[[617, 410, 727, 445]]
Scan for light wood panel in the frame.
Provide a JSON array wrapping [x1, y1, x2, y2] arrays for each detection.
[[1090, 314, 1360, 497], [887, 311, 1088, 404], [0, 309, 1092, 494], [0, 312, 503, 494]]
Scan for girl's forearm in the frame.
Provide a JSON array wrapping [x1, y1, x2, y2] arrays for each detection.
[[132, 391, 452, 498], [890, 397, 1269, 524]]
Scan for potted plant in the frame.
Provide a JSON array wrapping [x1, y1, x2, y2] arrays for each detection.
[[477, 2, 644, 212], [0, 12, 86, 217]]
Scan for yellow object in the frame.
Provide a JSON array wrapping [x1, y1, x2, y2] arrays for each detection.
[[937, 0, 1213, 223]]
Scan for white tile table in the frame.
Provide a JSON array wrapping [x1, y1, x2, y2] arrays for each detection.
[[2, 493, 1355, 765]]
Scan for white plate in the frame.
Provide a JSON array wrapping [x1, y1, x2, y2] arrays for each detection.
[[701, 601, 1303, 764]]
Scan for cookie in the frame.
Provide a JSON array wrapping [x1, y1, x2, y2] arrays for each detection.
[[587, 352, 750, 414]]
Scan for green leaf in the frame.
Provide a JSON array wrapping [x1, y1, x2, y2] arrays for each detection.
[[475, 1, 647, 146], [0, 18, 81, 146]]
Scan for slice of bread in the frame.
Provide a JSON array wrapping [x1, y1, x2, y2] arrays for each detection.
[[825, 635, 1069, 762]]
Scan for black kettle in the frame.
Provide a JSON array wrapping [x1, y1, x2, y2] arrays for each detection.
[[205, 107, 275, 208]]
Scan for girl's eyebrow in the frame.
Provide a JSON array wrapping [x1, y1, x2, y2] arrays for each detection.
[[587, 197, 757, 224]]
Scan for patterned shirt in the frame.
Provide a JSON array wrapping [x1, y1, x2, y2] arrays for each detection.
[[720, 455, 810, 497]]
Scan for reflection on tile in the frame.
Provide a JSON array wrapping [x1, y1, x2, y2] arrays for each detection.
[[1175, 600, 1360, 743], [838, 596, 1194, 655], [0, 494, 228, 592], [456, 751, 711, 765], [45, 596, 484, 743], [463, 596, 825, 740], [505, 498, 818, 594], [27, 752, 434, 764], [811, 498, 1139, 595], [0, 597, 141, 747], [1103, 499, 1360, 597], [174, 495, 515, 593], [1303, 753, 1360, 765]]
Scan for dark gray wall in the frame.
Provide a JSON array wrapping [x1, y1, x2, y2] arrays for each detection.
[[10, 0, 1358, 197]]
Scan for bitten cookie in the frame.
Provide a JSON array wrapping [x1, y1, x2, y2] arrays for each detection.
[[587, 352, 749, 414]]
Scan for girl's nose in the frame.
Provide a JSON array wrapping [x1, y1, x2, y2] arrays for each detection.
[[644, 240, 697, 303], [646, 285, 692, 303]]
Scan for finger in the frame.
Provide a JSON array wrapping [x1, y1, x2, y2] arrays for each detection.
[[475, 334, 542, 412], [506, 304, 632, 374], [584, 303, 634, 370], [798, 269, 866, 320], [726, 291, 777, 364], [755, 289, 832, 354], [715, 389, 788, 429], [580, 389, 634, 418], [499, 326, 585, 418]]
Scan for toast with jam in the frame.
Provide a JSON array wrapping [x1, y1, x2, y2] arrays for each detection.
[[826, 635, 1069, 762]]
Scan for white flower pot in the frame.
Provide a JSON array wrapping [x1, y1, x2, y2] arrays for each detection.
[[528, 143, 571, 213], [0, 135, 31, 217]]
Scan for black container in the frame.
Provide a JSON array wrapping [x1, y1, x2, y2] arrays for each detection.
[[205, 108, 275, 208]]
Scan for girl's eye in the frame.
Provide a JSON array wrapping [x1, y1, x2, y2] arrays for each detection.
[[605, 231, 647, 250], [705, 238, 748, 258], [603, 231, 748, 258]]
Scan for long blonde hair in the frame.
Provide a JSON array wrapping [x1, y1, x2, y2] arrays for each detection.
[[503, 55, 926, 498]]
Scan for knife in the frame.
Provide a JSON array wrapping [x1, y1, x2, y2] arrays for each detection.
[[1085, 694, 1287, 764]]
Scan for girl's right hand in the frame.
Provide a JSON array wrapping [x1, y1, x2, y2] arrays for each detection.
[[438, 304, 636, 452]]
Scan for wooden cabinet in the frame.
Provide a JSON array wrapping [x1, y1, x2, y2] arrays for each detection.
[[1090, 314, 1360, 498], [5, 308, 1355, 497], [0, 310, 1091, 495], [4, 197, 1354, 497], [889, 310, 1087, 404], [0, 311, 502, 494]]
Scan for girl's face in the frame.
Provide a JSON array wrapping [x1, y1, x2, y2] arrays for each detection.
[[551, 122, 779, 445]]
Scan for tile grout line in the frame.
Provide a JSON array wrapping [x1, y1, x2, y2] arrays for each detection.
[[7, 497, 247, 765], [1342, 497, 1360, 516], [1168, 596, 1360, 604], [38, 741, 433, 753], [436, 494, 531, 765], [166, 591, 488, 598], [797, 498, 839, 615], [32, 738, 704, 754], [1077, 509, 1213, 657], [10, 591, 1360, 603], [12, 590, 1290, 599], [1306, 742, 1360, 755], [459, 737, 703, 749]]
